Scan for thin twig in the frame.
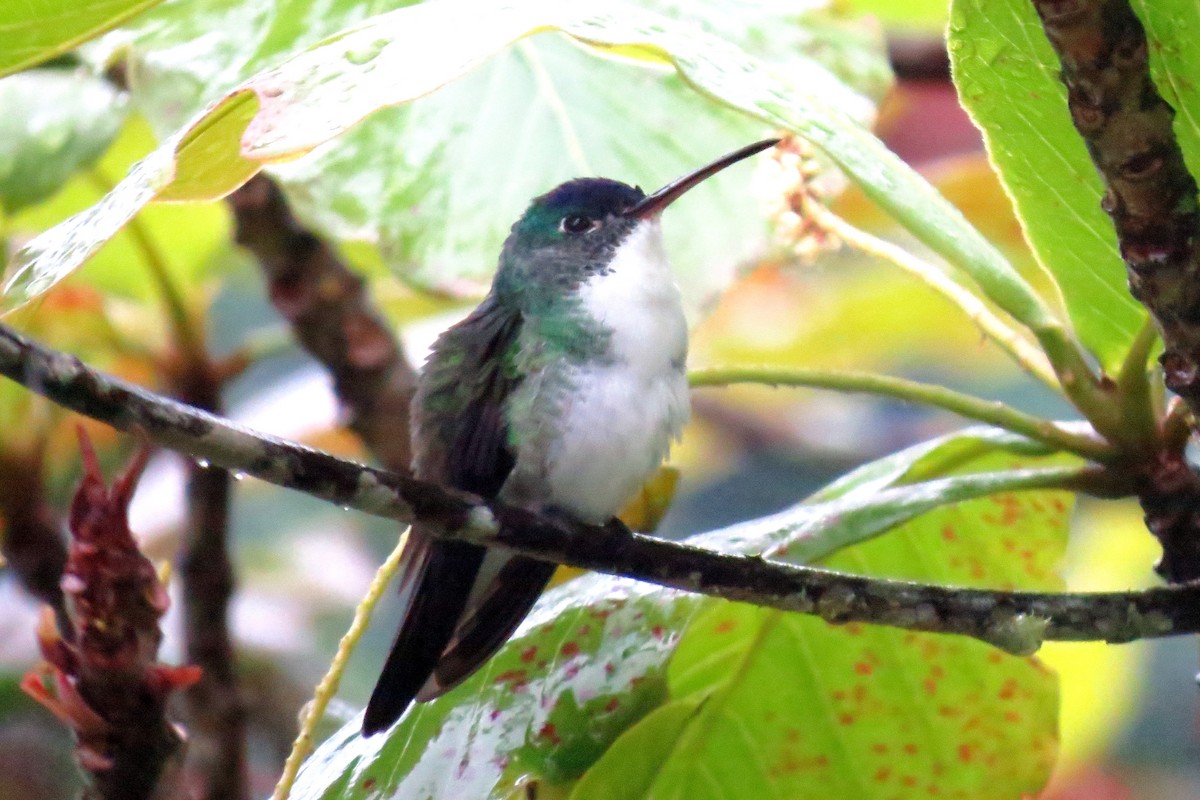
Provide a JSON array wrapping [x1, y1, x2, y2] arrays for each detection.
[[228, 173, 419, 795], [3, 321, 1199, 651], [689, 365, 1113, 460], [174, 363, 246, 800], [800, 196, 1060, 390], [108, 165, 248, 797], [111, 179, 249, 798], [271, 529, 410, 800], [790, 167, 1121, 446]]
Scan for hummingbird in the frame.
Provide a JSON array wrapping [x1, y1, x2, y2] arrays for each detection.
[[362, 138, 780, 735]]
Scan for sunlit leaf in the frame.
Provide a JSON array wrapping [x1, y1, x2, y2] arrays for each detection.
[[88, 0, 888, 305], [850, 0, 948, 31], [4, 115, 231, 304], [1130, 0, 1200, 191], [1039, 500, 1157, 774], [948, 0, 1144, 370], [0, 0, 164, 78]]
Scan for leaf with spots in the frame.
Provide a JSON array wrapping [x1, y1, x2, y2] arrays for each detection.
[[614, 447, 1070, 800], [291, 579, 697, 800], [569, 698, 704, 800], [289, 427, 1072, 800]]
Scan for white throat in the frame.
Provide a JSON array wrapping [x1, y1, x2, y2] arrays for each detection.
[[580, 219, 685, 371], [536, 218, 690, 522]]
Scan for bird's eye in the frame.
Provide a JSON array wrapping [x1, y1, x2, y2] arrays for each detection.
[[560, 214, 599, 234]]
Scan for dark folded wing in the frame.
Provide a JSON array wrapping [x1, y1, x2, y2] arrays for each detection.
[[413, 294, 523, 496], [363, 296, 524, 734]]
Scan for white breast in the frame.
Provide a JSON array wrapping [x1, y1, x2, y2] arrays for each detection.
[[541, 220, 690, 523]]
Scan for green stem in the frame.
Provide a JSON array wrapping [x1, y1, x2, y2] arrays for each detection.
[[689, 365, 1115, 462], [801, 197, 1060, 389], [800, 196, 1120, 447], [87, 171, 206, 366], [1035, 328, 1125, 446], [1115, 315, 1162, 453], [272, 528, 410, 800]]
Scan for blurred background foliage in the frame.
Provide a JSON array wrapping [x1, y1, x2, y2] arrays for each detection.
[[0, 0, 1194, 799]]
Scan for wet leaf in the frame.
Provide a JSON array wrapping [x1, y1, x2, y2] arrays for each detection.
[[63, 0, 889, 307], [568, 698, 703, 800], [289, 427, 1069, 800], [642, 449, 1068, 799], [8, 0, 1038, 349], [0, 70, 127, 214], [4, 114, 231, 304]]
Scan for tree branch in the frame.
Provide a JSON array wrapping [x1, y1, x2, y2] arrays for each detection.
[[101, 139, 250, 798], [170, 360, 246, 800], [228, 173, 418, 473], [794, 185, 1060, 390], [0, 445, 69, 629], [690, 365, 1112, 460], [1030, 0, 1200, 581], [3, 320, 1199, 652]]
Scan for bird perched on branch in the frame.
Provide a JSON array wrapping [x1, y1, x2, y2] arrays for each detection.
[[363, 138, 779, 735]]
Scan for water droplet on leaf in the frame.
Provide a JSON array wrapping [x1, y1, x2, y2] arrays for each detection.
[[344, 38, 388, 66]]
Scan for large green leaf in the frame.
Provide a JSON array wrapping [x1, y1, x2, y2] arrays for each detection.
[[568, 699, 703, 799], [0, 0, 164, 78], [289, 427, 1070, 800], [266, 37, 772, 300], [96, 0, 887, 303], [0, 70, 127, 215], [948, 0, 1144, 370], [4, 0, 1054, 361]]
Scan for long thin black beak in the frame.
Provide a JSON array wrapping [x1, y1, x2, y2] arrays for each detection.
[[624, 138, 781, 220]]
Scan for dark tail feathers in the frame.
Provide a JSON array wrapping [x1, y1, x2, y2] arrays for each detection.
[[361, 532, 484, 736]]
